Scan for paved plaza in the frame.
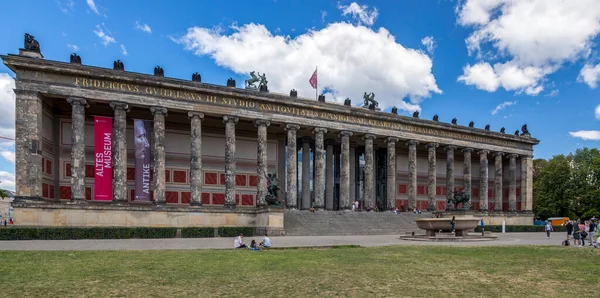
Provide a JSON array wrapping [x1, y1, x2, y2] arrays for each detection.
[[0, 232, 577, 251]]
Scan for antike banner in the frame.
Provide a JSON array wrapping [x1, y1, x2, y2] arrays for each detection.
[[134, 119, 152, 201], [94, 116, 113, 201]]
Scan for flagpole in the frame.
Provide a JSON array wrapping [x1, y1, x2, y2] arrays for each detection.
[[315, 66, 318, 101]]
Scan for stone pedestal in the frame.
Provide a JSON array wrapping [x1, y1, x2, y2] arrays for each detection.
[[189, 112, 204, 206], [363, 134, 376, 209], [110, 102, 129, 204], [255, 120, 270, 206], [479, 150, 489, 210], [313, 128, 327, 209], [427, 143, 438, 211], [494, 152, 504, 211], [223, 116, 239, 207], [151, 107, 168, 205], [407, 140, 418, 210], [386, 137, 398, 210], [67, 97, 87, 202], [508, 154, 517, 211], [285, 124, 300, 209], [301, 137, 312, 210]]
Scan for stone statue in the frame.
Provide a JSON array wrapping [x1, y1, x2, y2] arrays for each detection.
[[192, 72, 201, 82], [413, 111, 419, 118], [521, 124, 529, 135], [24, 33, 40, 52], [433, 114, 438, 121], [514, 130, 520, 136], [485, 124, 490, 131], [318, 94, 325, 102], [154, 66, 164, 77], [69, 53, 81, 64], [245, 71, 267, 90], [451, 118, 457, 125], [447, 189, 471, 211], [344, 98, 351, 106], [468, 121, 474, 128], [391, 106, 398, 114], [113, 60, 124, 71], [290, 89, 298, 97], [258, 73, 268, 92], [227, 78, 236, 87], [264, 172, 280, 205], [362, 92, 378, 110], [500, 127, 505, 133]]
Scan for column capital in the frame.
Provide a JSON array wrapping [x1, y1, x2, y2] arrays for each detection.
[[363, 134, 376, 140], [285, 124, 300, 131], [461, 148, 473, 153], [254, 120, 271, 127], [313, 127, 327, 134], [386, 137, 399, 144], [478, 150, 489, 156], [339, 131, 353, 138], [188, 111, 204, 120], [150, 107, 168, 116], [445, 145, 457, 151], [426, 143, 439, 149], [508, 153, 519, 159], [67, 97, 88, 107], [406, 140, 419, 146], [110, 101, 129, 111], [494, 151, 505, 157], [223, 115, 239, 124]]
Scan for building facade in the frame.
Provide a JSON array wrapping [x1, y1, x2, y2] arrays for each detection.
[[3, 36, 539, 230]]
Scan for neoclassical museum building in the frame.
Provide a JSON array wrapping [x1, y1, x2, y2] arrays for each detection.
[[3, 35, 539, 233]]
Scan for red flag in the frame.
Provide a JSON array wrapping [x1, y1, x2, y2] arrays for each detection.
[[309, 68, 317, 89]]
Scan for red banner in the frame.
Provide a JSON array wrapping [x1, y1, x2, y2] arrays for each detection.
[[94, 116, 113, 201]]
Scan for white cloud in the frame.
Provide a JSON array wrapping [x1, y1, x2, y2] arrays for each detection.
[[135, 21, 152, 34], [66, 44, 79, 52], [457, 62, 499, 92], [421, 36, 435, 54], [491, 101, 516, 115], [457, 0, 600, 94], [0, 74, 15, 140], [569, 130, 600, 140], [120, 44, 128, 55], [0, 171, 15, 191], [321, 11, 327, 23], [174, 22, 441, 112], [595, 104, 600, 120], [458, 61, 548, 95], [93, 24, 116, 46], [0, 151, 14, 164], [578, 63, 600, 88], [86, 0, 99, 15], [338, 2, 379, 26]]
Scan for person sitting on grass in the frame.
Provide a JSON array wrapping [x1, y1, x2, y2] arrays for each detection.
[[260, 234, 271, 249], [248, 240, 260, 251], [234, 234, 246, 249]]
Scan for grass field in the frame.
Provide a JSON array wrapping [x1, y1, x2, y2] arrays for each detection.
[[0, 246, 598, 297]]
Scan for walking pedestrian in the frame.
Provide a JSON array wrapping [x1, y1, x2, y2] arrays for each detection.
[[565, 220, 573, 241], [573, 220, 582, 247], [579, 221, 587, 247], [450, 216, 456, 234], [588, 220, 596, 247], [480, 218, 485, 236], [545, 221, 553, 239]]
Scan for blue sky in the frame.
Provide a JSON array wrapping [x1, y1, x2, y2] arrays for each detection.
[[0, 0, 599, 190]]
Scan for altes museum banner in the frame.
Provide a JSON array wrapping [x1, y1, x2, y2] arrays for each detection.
[[134, 119, 152, 202], [94, 116, 113, 201]]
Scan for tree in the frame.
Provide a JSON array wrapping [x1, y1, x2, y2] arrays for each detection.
[[0, 189, 10, 198]]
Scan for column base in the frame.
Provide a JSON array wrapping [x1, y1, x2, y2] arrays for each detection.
[[68, 197, 86, 205], [190, 202, 203, 207], [224, 202, 237, 209]]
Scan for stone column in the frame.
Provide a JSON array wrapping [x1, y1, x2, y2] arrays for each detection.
[[407, 140, 419, 210], [478, 150, 489, 210], [386, 137, 398, 210], [110, 102, 128, 203], [363, 134, 376, 209], [301, 137, 311, 210], [67, 97, 87, 202], [427, 143, 438, 211], [223, 116, 239, 207], [339, 131, 352, 210], [285, 124, 300, 209], [349, 143, 356, 204], [445, 146, 456, 203], [14, 90, 43, 197], [508, 154, 517, 211], [462, 148, 472, 201], [313, 128, 327, 209], [255, 120, 271, 206], [325, 140, 335, 210], [521, 155, 533, 211], [151, 107, 168, 205], [188, 112, 204, 206], [494, 152, 504, 211]]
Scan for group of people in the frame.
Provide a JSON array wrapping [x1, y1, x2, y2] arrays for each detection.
[[233, 233, 271, 250], [1, 216, 13, 227], [563, 219, 598, 248]]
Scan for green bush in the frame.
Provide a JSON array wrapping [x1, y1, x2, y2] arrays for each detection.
[[181, 227, 215, 238], [218, 227, 254, 237], [474, 225, 567, 233]]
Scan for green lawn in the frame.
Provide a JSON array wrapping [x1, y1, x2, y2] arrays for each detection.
[[0, 246, 598, 297]]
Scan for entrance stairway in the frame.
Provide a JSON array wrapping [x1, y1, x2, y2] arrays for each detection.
[[284, 210, 428, 236]]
